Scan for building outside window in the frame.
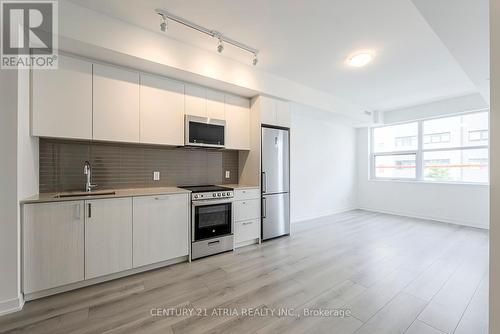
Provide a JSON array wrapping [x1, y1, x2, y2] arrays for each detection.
[[371, 111, 489, 183]]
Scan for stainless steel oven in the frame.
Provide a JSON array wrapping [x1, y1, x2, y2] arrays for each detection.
[[192, 199, 232, 241], [185, 115, 226, 148], [179, 185, 234, 260]]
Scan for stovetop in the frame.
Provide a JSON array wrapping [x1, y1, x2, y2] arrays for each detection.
[[178, 185, 234, 200], [178, 185, 232, 193]]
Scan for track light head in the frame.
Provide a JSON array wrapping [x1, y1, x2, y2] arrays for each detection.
[[217, 39, 224, 53], [252, 53, 258, 66], [159, 14, 167, 32]]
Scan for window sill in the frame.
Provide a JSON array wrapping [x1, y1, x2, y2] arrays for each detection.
[[368, 178, 489, 186]]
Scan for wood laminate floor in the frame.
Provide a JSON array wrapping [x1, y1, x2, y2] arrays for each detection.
[[0, 210, 489, 334]]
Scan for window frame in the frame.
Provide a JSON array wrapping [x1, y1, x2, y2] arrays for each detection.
[[370, 111, 489, 184]]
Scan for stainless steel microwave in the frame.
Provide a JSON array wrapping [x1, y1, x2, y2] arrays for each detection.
[[185, 115, 226, 148]]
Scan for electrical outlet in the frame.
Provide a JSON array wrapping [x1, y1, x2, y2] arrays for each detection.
[[225, 171, 230, 179], [153, 171, 160, 181]]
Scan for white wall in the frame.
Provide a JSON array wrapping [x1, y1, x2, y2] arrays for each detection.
[[290, 103, 357, 223], [0, 70, 21, 315], [56, 1, 369, 123], [356, 127, 489, 228], [383, 93, 488, 124], [489, 0, 499, 331]]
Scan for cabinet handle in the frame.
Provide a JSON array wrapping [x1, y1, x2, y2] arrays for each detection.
[[242, 221, 254, 225], [208, 240, 220, 246], [88, 203, 92, 218], [262, 198, 267, 219], [262, 172, 267, 193]]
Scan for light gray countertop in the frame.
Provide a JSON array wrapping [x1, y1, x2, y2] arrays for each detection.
[[220, 184, 260, 190], [21, 187, 191, 204], [21, 184, 260, 204]]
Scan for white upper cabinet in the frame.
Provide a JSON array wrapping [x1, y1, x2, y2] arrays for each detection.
[[185, 85, 226, 120], [32, 54, 92, 139], [225, 94, 250, 150], [259, 96, 291, 128], [206, 89, 225, 120], [31, 54, 251, 146], [140, 74, 184, 146], [259, 96, 277, 126], [93, 63, 140, 143], [185, 83, 207, 117]]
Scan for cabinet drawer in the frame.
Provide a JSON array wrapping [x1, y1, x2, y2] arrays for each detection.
[[234, 219, 260, 244], [234, 188, 260, 201], [234, 198, 260, 221]]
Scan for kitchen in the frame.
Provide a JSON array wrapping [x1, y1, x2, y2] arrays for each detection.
[[21, 53, 292, 298], [0, 1, 494, 333]]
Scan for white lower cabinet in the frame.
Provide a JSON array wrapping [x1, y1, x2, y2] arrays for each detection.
[[233, 188, 261, 247], [133, 194, 189, 268], [23, 201, 85, 294], [22, 193, 191, 297], [234, 219, 260, 245], [234, 199, 260, 222], [85, 198, 133, 279]]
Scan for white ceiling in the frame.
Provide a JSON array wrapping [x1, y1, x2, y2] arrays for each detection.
[[68, 0, 484, 112]]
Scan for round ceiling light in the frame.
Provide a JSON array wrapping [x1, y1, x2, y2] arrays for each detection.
[[347, 51, 374, 67]]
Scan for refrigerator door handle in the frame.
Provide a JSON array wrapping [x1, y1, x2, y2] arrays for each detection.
[[262, 171, 267, 193], [262, 197, 267, 218]]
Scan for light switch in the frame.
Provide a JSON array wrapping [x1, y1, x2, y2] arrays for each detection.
[[225, 171, 230, 179], [153, 171, 160, 181]]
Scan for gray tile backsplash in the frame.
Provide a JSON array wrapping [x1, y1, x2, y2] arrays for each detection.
[[39, 139, 239, 193]]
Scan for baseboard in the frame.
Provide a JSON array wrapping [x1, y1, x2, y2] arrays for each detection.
[[291, 207, 357, 224], [357, 207, 489, 230], [0, 295, 24, 316]]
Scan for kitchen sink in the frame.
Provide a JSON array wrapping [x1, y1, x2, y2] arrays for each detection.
[[53, 190, 116, 198]]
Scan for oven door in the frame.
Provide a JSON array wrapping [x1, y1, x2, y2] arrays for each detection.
[[185, 115, 226, 148], [192, 199, 233, 241]]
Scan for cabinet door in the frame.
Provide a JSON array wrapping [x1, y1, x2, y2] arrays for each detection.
[[234, 219, 260, 244], [32, 55, 92, 139], [23, 201, 84, 293], [93, 63, 140, 143], [276, 100, 291, 127], [85, 198, 133, 279], [206, 89, 225, 120], [259, 96, 277, 125], [185, 84, 207, 117], [225, 94, 250, 150], [140, 74, 184, 146], [133, 194, 189, 268], [234, 199, 260, 221]]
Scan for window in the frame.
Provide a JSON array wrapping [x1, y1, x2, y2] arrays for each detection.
[[469, 130, 488, 142], [423, 132, 450, 144], [371, 111, 489, 183], [395, 136, 417, 148]]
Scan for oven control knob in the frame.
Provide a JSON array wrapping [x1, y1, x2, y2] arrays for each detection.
[[194, 194, 198, 199], [213, 193, 216, 197], [217, 193, 221, 197], [222, 193, 225, 196], [227, 192, 231, 196]]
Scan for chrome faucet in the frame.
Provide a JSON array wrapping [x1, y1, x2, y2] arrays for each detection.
[[83, 161, 97, 192]]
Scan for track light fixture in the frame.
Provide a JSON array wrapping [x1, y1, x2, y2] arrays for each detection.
[[159, 14, 167, 32], [155, 8, 259, 65], [214, 32, 224, 53]]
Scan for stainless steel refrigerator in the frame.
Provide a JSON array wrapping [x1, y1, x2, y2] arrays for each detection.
[[261, 126, 290, 240]]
